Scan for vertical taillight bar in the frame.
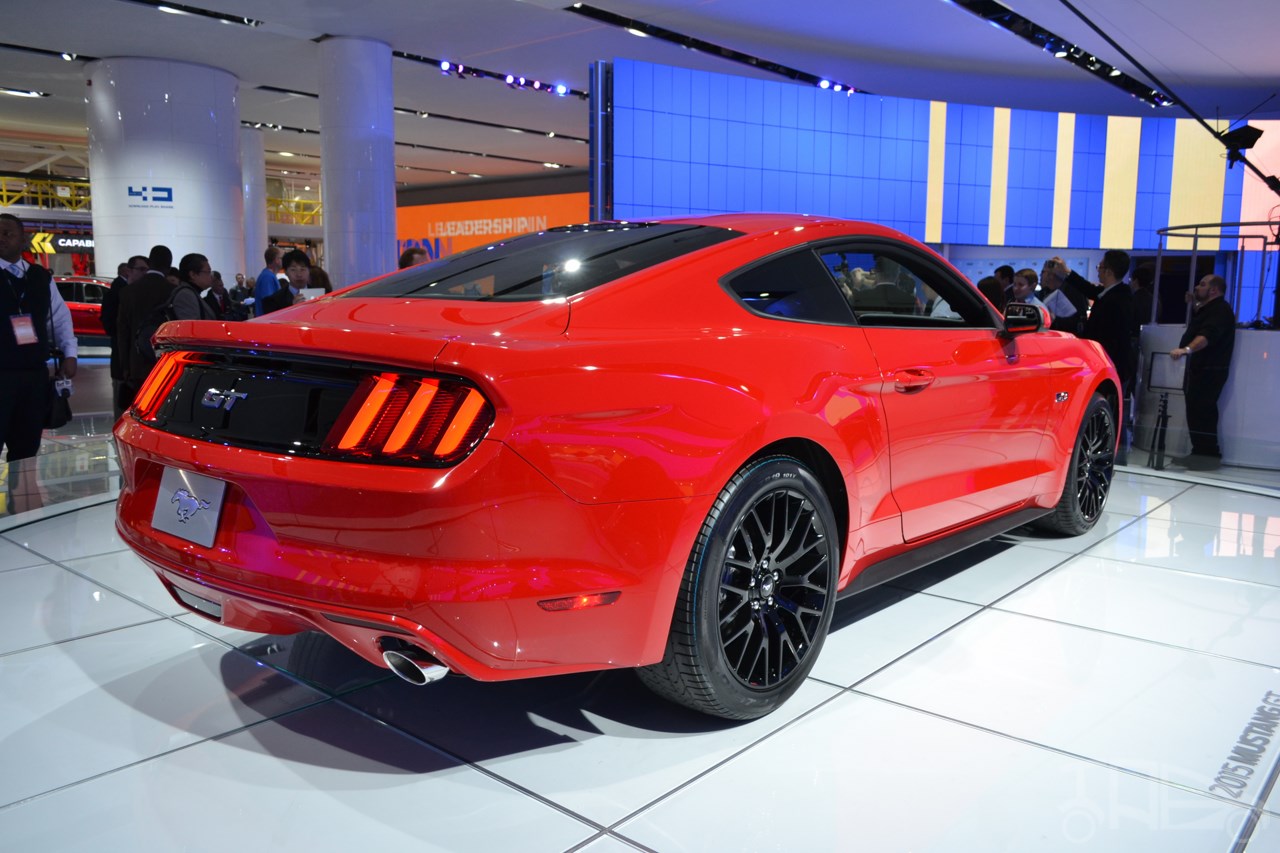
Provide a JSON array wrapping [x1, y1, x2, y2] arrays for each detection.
[[131, 351, 209, 421], [323, 373, 492, 464]]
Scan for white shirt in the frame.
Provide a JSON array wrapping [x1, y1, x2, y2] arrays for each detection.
[[2, 260, 77, 357], [48, 282, 78, 358]]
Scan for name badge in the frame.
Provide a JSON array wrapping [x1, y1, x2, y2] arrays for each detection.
[[10, 314, 36, 345]]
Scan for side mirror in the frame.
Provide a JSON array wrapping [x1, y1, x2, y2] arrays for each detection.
[[1002, 301, 1047, 336]]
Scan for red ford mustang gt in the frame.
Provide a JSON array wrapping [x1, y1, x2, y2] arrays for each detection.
[[115, 213, 1119, 719]]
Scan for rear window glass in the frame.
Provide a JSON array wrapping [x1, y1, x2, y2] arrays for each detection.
[[347, 223, 740, 301]]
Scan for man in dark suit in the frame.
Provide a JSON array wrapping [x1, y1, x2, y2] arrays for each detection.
[[0, 213, 58, 512], [1053, 251, 1135, 462], [203, 271, 233, 319], [101, 255, 148, 410], [1169, 274, 1235, 469], [115, 244, 175, 414]]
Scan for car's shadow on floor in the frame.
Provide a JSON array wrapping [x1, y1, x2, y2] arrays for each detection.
[[210, 536, 1047, 773], [216, 629, 752, 771]]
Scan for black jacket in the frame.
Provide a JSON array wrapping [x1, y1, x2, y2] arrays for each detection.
[[1180, 297, 1235, 373], [261, 287, 296, 314], [1063, 271, 1135, 385], [116, 272, 174, 389], [1, 263, 53, 371]]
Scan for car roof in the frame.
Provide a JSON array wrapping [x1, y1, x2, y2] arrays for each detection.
[[655, 212, 921, 244]]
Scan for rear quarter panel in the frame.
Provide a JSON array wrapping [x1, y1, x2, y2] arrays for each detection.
[[436, 240, 902, 566]]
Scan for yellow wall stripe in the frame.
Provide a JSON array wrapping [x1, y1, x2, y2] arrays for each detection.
[[925, 101, 947, 244], [1167, 118, 1230, 250], [1099, 116, 1142, 249], [1051, 113, 1075, 248], [987, 107, 1010, 246]]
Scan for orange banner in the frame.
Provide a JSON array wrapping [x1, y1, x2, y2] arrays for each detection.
[[397, 193, 589, 260]]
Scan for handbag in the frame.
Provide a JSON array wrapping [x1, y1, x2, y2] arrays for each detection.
[[45, 312, 72, 429]]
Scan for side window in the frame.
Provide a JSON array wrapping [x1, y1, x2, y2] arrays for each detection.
[[83, 283, 107, 304], [56, 280, 74, 302], [726, 250, 856, 325], [817, 246, 993, 329]]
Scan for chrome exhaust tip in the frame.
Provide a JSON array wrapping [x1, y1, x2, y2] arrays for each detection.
[[382, 648, 450, 685]]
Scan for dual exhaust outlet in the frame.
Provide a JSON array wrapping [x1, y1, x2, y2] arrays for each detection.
[[381, 643, 450, 685]]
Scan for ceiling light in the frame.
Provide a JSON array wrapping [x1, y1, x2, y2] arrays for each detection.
[[393, 51, 589, 99], [157, 5, 187, 14], [947, 0, 1173, 108], [278, 151, 294, 157], [0, 87, 48, 98], [567, 4, 864, 95]]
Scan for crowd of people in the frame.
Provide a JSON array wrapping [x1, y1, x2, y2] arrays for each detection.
[[0, 224, 334, 513], [980, 252, 1236, 469], [103, 244, 331, 418]]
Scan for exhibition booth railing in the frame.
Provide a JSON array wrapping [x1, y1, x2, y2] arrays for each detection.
[[1135, 221, 1278, 472]]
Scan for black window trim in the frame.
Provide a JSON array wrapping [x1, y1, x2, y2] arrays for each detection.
[[718, 244, 859, 328]]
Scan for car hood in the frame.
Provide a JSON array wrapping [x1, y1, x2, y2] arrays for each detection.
[[152, 295, 571, 368]]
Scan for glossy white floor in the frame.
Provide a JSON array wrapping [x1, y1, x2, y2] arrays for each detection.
[[2, 461, 1279, 851]]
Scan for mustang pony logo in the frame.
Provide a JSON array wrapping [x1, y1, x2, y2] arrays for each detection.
[[172, 489, 211, 523]]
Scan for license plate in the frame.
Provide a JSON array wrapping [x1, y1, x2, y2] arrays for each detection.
[[151, 467, 227, 548]]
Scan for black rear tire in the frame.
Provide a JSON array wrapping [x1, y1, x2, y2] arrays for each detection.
[[1036, 393, 1115, 536], [637, 456, 838, 719]]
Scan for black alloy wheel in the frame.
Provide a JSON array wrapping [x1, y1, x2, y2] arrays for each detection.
[[638, 456, 838, 719], [1037, 393, 1115, 536]]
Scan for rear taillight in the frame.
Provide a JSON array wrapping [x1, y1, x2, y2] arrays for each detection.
[[131, 351, 212, 421], [322, 373, 493, 465]]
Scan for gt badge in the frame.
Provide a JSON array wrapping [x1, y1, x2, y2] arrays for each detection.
[[1055, 392, 1070, 403], [202, 388, 248, 410]]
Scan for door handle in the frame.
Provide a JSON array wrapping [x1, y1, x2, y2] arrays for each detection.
[[892, 368, 935, 393]]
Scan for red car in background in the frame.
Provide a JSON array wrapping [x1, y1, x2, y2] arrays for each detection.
[[114, 213, 1120, 719], [54, 274, 112, 343]]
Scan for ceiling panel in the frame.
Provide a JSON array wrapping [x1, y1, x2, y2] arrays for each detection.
[[0, 0, 1274, 194]]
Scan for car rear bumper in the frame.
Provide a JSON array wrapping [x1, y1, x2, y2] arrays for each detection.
[[115, 417, 709, 680]]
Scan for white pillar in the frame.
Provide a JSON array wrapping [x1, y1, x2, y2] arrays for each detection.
[[86, 58, 243, 281], [318, 37, 396, 289], [241, 127, 268, 279]]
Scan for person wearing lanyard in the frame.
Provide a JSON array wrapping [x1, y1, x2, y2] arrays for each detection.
[[0, 212, 77, 513]]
